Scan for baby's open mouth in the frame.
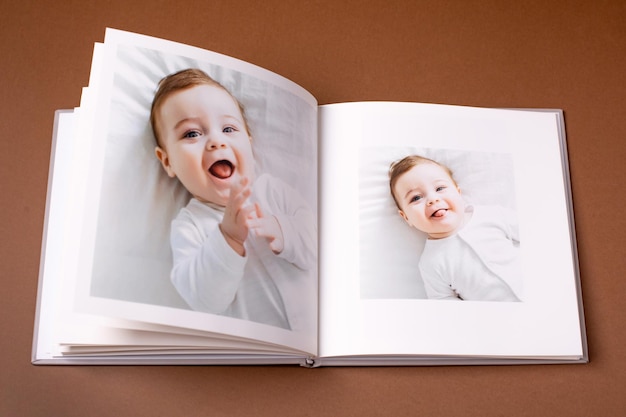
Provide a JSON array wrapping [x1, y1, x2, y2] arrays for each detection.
[[431, 209, 447, 218], [209, 160, 234, 179]]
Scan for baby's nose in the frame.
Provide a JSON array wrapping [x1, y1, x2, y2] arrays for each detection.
[[206, 139, 227, 150]]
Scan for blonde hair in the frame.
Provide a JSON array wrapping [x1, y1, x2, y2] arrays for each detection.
[[150, 68, 251, 147], [389, 155, 457, 209]]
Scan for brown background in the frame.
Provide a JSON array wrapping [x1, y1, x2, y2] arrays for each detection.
[[2, 1, 625, 416]]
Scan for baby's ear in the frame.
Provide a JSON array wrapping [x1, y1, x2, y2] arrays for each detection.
[[155, 146, 176, 178], [398, 209, 409, 223]]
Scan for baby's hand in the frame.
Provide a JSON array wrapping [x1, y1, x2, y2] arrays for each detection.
[[248, 203, 284, 254], [220, 177, 255, 256]]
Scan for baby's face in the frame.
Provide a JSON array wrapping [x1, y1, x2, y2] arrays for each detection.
[[394, 163, 466, 239], [155, 84, 254, 206]]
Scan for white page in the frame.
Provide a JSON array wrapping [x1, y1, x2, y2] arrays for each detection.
[[35, 109, 311, 362], [319, 102, 584, 359], [70, 29, 319, 356], [32, 110, 78, 361]]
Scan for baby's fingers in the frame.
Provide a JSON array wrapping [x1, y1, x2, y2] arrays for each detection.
[[254, 202, 264, 219], [248, 216, 284, 254], [247, 218, 268, 237], [246, 217, 264, 233], [248, 216, 279, 240], [268, 238, 283, 254], [239, 204, 257, 223]]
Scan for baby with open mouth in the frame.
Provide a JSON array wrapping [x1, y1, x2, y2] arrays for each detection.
[[389, 154, 522, 302], [150, 69, 316, 331]]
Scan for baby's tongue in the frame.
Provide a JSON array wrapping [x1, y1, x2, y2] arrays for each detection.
[[432, 209, 446, 217], [209, 161, 233, 179]]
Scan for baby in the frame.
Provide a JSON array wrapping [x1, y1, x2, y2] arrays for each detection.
[[151, 68, 316, 330], [389, 154, 522, 301]]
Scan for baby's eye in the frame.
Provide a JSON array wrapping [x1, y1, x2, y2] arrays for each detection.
[[223, 126, 236, 133], [410, 195, 422, 203], [183, 130, 201, 139], [436, 186, 446, 192]]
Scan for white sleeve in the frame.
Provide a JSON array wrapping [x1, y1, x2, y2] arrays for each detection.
[[169, 212, 246, 314], [259, 176, 317, 271]]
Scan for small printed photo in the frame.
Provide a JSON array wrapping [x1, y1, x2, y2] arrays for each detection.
[[359, 147, 522, 302]]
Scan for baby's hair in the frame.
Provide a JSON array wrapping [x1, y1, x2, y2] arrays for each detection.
[[389, 154, 457, 209], [150, 68, 251, 147]]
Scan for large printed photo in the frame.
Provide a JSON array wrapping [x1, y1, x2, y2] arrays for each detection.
[[75, 30, 318, 353]]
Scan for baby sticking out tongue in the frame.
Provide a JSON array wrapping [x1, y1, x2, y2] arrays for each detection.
[[209, 160, 234, 179], [432, 209, 447, 217]]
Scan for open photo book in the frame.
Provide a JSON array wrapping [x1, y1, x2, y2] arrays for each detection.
[[32, 28, 587, 366]]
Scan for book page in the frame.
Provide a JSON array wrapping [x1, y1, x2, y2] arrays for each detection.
[[33, 110, 79, 362], [319, 102, 584, 359], [70, 29, 318, 356]]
